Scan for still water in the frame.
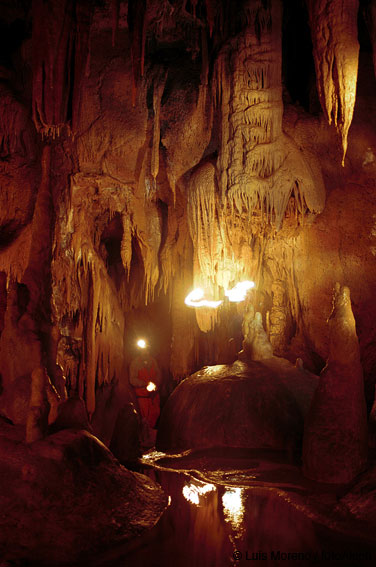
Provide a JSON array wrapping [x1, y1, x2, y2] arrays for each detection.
[[95, 450, 376, 567]]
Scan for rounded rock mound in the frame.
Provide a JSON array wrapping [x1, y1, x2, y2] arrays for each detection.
[[157, 358, 318, 452]]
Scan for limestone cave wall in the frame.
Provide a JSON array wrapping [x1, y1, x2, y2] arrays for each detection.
[[0, 0, 376, 437]]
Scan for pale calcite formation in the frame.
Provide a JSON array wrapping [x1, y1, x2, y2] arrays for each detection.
[[267, 279, 289, 355], [1, 0, 376, 428], [241, 307, 273, 361], [216, 0, 325, 225], [187, 0, 324, 332], [307, 0, 360, 165], [52, 173, 160, 417]]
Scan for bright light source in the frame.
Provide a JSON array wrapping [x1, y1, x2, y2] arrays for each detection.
[[222, 487, 245, 532], [146, 381, 156, 392], [184, 288, 223, 309], [225, 280, 255, 302], [182, 482, 216, 506], [137, 339, 147, 349]]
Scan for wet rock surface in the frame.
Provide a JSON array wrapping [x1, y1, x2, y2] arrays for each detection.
[[157, 358, 318, 452], [93, 448, 376, 567], [148, 448, 376, 541], [0, 418, 167, 565]]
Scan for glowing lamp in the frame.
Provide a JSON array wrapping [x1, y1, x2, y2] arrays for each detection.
[[184, 288, 223, 309], [137, 339, 147, 349], [146, 381, 156, 392], [225, 280, 255, 302]]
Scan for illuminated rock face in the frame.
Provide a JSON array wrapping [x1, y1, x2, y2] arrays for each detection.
[[0, 0, 375, 437], [188, 0, 325, 332], [307, 0, 360, 164]]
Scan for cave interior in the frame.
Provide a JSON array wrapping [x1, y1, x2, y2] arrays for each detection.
[[1, 0, 376, 564]]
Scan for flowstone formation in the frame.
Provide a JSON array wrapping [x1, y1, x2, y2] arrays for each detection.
[[302, 284, 368, 484], [187, 0, 325, 332]]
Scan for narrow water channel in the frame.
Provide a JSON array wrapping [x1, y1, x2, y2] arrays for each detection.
[[95, 449, 376, 567]]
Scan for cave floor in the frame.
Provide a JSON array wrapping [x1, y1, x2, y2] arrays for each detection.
[[92, 447, 376, 567], [1, 415, 376, 567]]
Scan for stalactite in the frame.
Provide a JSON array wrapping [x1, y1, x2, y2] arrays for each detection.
[[32, 0, 93, 137], [112, 0, 120, 47], [52, 172, 162, 413], [120, 213, 133, 277], [71, 1, 94, 135], [52, 175, 134, 416], [307, 0, 360, 165], [187, 162, 218, 285], [0, 227, 33, 285], [215, 0, 324, 227], [151, 70, 168, 181], [0, 85, 36, 158], [201, 27, 209, 85], [186, 0, 325, 332], [134, 199, 162, 304], [187, 161, 258, 332], [22, 145, 52, 319], [205, 0, 216, 37], [32, 0, 74, 137], [128, 0, 147, 107]]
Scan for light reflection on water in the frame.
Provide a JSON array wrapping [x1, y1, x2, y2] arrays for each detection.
[[222, 487, 245, 536], [94, 466, 376, 567], [182, 482, 216, 506]]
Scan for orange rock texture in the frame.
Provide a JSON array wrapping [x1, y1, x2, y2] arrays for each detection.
[[0, 0, 375, 440]]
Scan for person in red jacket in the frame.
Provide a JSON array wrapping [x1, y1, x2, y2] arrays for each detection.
[[129, 339, 161, 445]]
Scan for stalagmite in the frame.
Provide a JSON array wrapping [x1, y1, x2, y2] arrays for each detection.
[[302, 284, 368, 483], [26, 366, 60, 443], [241, 307, 273, 361], [267, 279, 289, 356], [307, 0, 360, 165]]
